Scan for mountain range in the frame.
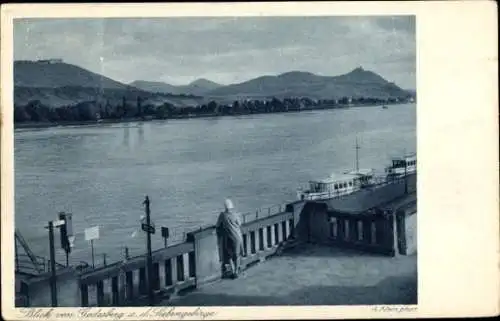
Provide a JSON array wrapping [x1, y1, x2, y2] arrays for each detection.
[[14, 60, 414, 108], [206, 68, 409, 100]]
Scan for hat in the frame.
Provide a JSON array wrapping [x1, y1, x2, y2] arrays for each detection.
[[224, 199, 234, 210]]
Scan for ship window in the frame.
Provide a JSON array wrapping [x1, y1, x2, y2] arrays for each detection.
[[349, 181, 353, 186], [334, 184, 338, 190], [343, 182, 347, 188]]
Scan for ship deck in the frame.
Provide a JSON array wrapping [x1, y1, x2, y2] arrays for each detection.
[[162, 243, 417, 306]]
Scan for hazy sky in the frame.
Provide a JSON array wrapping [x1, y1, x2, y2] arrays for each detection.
[[14, 16, 416, 89]]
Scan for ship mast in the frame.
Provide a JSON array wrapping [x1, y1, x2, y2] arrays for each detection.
[[355, 136, 360, 173]]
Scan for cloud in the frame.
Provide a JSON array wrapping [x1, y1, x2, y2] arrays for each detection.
[[14, 16, 416, 89]]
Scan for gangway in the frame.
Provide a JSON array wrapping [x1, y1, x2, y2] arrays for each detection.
[[15, 230, 44, 274]]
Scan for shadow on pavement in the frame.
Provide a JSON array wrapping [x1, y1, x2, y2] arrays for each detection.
[[166, 274, 417, 306]]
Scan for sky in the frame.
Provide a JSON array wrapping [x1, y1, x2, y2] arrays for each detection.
[[14, 16, 416, 89]]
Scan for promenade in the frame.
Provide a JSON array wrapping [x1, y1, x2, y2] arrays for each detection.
[[165, 243, 417, 306]]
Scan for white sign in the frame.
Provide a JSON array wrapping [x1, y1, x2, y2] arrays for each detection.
[[84, 226, 100, 241], [53, 220, 65, 227]]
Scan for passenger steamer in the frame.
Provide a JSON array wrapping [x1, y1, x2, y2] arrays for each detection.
[[296, 140, 416, 201]]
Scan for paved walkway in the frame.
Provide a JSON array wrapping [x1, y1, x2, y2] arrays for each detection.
[[162, 244, 417, 306]]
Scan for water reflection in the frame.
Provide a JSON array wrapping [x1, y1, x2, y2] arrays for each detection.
[[138, 122, 144, 144], [121, 122, 147, 150], [123, 123, 130, 149]]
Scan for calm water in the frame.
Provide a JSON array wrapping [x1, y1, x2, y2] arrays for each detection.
[[15, 104, 416, 265]]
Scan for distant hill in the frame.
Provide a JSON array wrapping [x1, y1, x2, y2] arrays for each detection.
[[13, 60, 206, 108], [129, 80, 182, 95], [206, 67, 411, 100], [130, 78, 222, 96], [14, 60, 134, 90], [178, 78, 222, 96]]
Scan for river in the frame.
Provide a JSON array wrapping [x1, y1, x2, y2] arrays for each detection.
[[14, 103, 416, 266]]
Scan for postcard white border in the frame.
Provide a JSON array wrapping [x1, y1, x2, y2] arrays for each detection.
[[1, 1, 499, 319]]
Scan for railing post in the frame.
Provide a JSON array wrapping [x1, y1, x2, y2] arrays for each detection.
[[98, 281, 106, 306], [164, 259, 173, 287], [111, 276, 119, 306], [80, 283, 89, 307], [186, 226, 222, 287], [132, 269, 140, 299]]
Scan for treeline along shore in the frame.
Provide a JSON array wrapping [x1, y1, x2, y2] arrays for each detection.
[[14, 95, 415, 129]]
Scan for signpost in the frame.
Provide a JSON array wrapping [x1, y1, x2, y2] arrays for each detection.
[[84, 226, 100, 268], [142, 223, 155, 234]]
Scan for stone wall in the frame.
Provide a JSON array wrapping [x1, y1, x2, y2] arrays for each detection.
[[396, 208, 417, 255]]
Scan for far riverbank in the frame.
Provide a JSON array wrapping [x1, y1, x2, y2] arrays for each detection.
[[13, 101, 408, 130]]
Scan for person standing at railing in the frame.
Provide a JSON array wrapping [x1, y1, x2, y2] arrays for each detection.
[[216, 199, 244, 279]]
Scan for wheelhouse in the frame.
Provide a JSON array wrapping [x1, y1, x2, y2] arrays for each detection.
[[385, 154, 417, 176]]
